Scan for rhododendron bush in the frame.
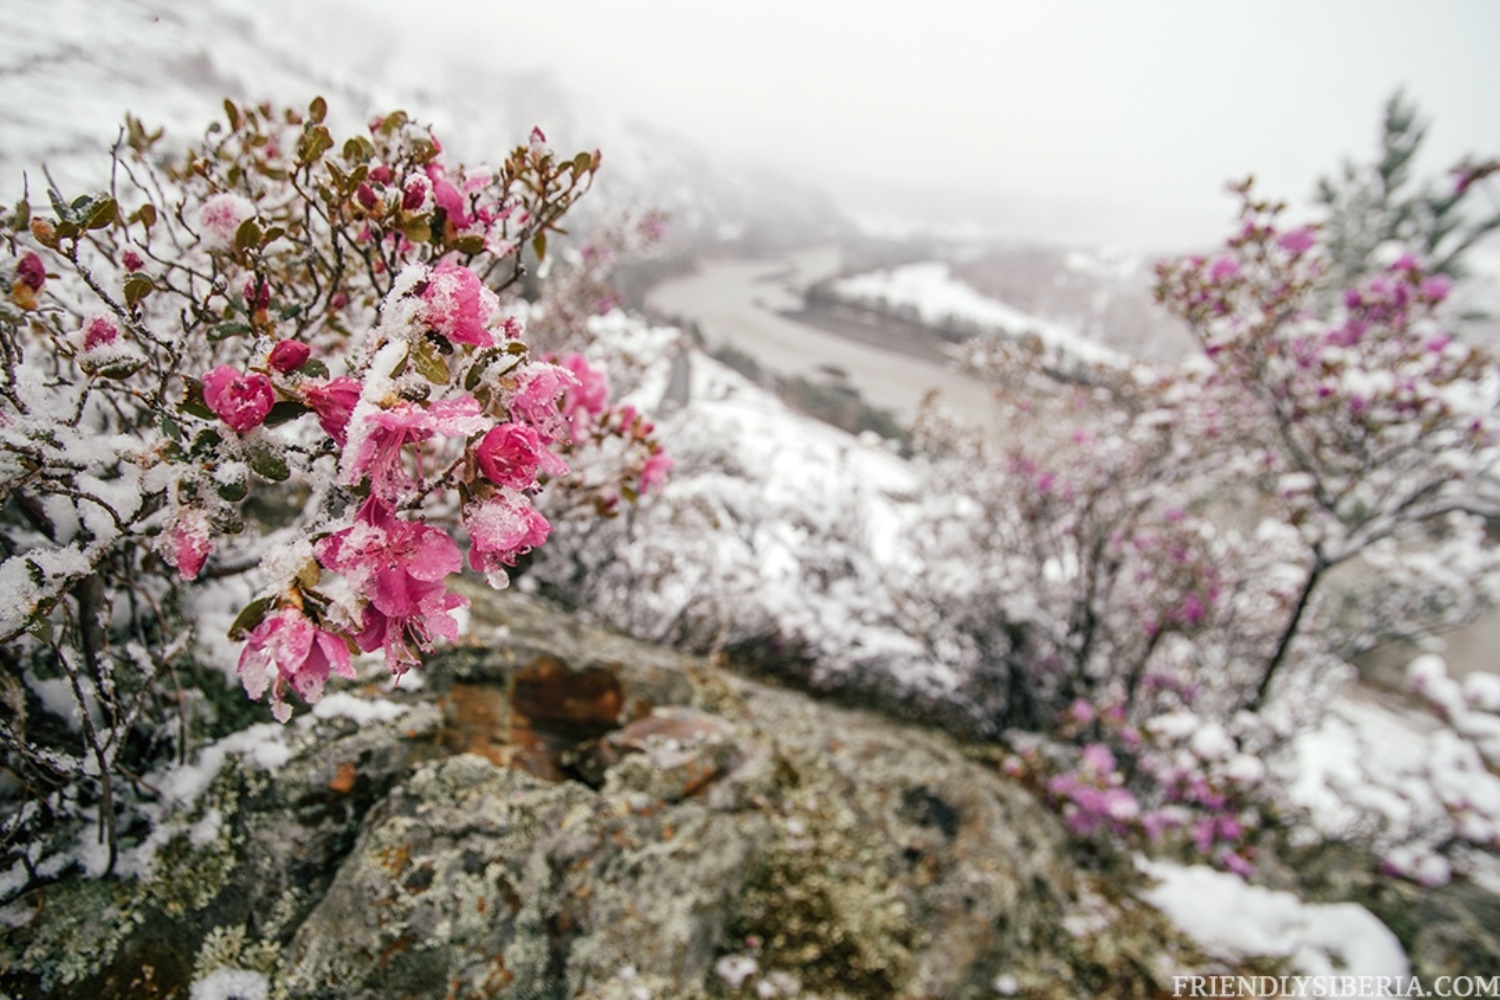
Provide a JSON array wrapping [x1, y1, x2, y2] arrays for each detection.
[[912, 175, 1500, 876], [0, 98, 667, 880]]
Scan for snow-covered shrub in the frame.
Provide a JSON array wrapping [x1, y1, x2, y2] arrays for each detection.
[[0, 98, 666, 888], [914, 174, 1500, 873]]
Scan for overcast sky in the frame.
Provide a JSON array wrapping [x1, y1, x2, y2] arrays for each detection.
[[334, 0, 1496, 249]]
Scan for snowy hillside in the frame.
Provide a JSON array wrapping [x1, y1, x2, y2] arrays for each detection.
[[0, 0, 849, 249]]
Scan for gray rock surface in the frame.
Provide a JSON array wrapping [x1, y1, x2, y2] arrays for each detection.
[[8, 586, 1486, 999]]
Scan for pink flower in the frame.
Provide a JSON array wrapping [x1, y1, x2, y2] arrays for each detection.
[[121, 249, 145, 273], [15, 252, 45, 291], [368, 163, 392, 185], [237, 609, 356, 722], [1208, 256, 1239, 281], [558, 353, 610, 440], [164, 509, 212, 580], [508, 362, 579, 442], [402, 175, 431, 211], [268, 340, 311, 374], [202, 365, 275, 433], [243, 277, 270, 312], [475, 422, 567, 489], [426, 164, 471, 229], [639, 451, 674, 494], [1421, 274, 1453, 303], [315, 498, 466, 676], [81, 315, 118, 352], [356, 182, 379, 211], [303, 376, 362, 445], [1080, 743, 1116, 775], [464, 491, 552, 584], [421, 262, 497, 346], [343, 395, 488, 500], [199, 192, 255, 248], [1276, 227, 1317, 255]]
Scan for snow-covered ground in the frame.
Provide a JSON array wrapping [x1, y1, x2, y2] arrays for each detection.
[[829, 259, 1128, 367]]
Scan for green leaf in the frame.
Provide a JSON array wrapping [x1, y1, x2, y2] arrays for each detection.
[[83, 196, 117, 230], [301, 358, 330, 379], [227, 595, 273, 640], [573, 151, 593, 175], [123, 273, 154, 308], [401, 217, 431, 244], [134, 203, 157, 229], [13, 199, 29, 229], [160, 413, 183, 443], [263, 400, 309, 427], [412, 338, 451, 385], [247, 441, 290, 482], [234, 218, 262, 252], [296, 124, 334, 166], [179, 378, 216, 420], [342, 135, 375, 164], [260, 226, 285, 247], [309, 95, 327, 124], [450, 234, 486, 256], [208, 321, 253, 342], [532, 231, 547, 261], [47, 187, 73, 222], [224, 98, 242, 132]]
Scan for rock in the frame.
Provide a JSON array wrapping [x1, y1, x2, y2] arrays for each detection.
[[13, 588, 1482, 999]]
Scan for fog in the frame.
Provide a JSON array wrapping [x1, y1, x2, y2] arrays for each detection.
[[335, 0, 1500, 250]]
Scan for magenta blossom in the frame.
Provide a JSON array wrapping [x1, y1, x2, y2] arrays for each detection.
[[202, 365, 275, 433], [16, 252, 46, 291], [268, 340, 311, 374], [475, 422, 567, 490], [508, 362, 579, 442], [81, 315, 119, 352], [422, 262, 497, 346], [199, 192, 255, 248], [237, 609, 356, 722], [559, 353, 610, 441], [639, 451, 674, 494], [163, 508, 212, 580], [303, 376, 362, 445], [464, 491, 552, 584], [1276, 227, 1317, 255], [342, 395, 488, 500], [315, 498, 466, 676]]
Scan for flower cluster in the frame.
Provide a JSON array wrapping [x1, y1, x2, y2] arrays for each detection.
[[0, 97, 671, 738]]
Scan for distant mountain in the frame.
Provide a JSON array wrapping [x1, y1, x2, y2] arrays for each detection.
[[0, 0, 851, 251]]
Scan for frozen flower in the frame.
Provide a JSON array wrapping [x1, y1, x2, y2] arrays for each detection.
[[422, 261, 497, 346], [199, 192, 255, 248], [315, 497, 466, 676], [558, 353, 609, 440], [238, 609, 356, 722], [475, 422, 567, 490], [243, 277, 270, 312], [402, 175, 431, 212], [464, 492, 552, 585], [163, 508, 212, 580], [80, 315, 119, 352], [343, 395, 488, 500], [426, 164, 471, 229], [356, 182, 379, 211], [202, 365, 275, 433], [268, 340, 311, 374], [303, 376, 362, 445], [508, 362, 579, 442]]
